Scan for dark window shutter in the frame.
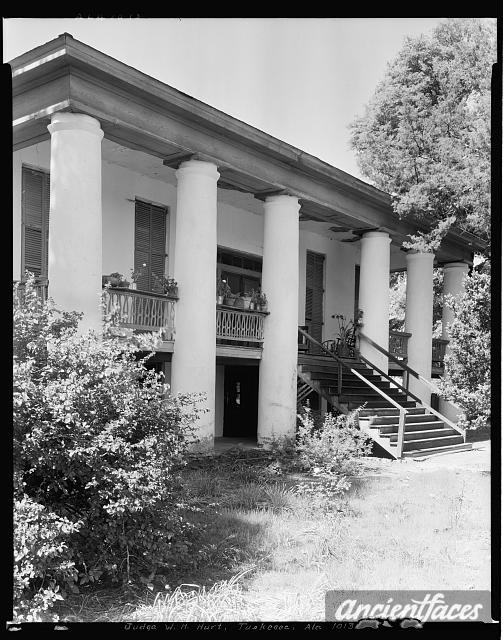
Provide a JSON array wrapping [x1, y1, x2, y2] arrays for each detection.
[[134, 200, 167, 291], [22, 167, 50, 278], [305, 251, 324, 344]]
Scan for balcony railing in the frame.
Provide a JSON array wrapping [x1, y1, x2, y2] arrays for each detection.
[[432, 338, 449, 369], [216, 305, 266, 345], [13, 279, 49, 303], [103, 287, 176, 340], [389, 330, 412, 360]]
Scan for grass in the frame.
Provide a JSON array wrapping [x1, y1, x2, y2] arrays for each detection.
[[54, 447, 491, 622]]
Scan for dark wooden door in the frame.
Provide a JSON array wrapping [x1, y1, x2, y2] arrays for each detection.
[[305, 251, 325, 351], [223, 366, 259, 438]]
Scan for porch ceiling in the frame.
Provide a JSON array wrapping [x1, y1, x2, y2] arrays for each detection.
[[10, 33, 483, 264]]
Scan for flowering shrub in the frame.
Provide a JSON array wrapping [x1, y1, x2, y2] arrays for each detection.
[[295, 406, 372, 475], [13, 273, 203, 620]]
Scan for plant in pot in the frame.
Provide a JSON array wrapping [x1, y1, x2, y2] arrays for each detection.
[[241, 290, 253, 310], [151, 273, 178, 297], [102, 272, 130, 288], [130, 263, 148, 290], [216, 278, 231, 305], [258, 291, 268, 312], [223, 290, 236, 307], [335, 314, 356, 357], [234, 293, 245, 309], [249, 289, 259, 311]]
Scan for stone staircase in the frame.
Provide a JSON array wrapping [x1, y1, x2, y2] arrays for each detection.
[[297, 352, 471, 459]]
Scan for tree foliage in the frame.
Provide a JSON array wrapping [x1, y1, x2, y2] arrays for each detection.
[[350, 18, 495, 254], [13, 274, 204, 621], [437, 267, 491, 431]]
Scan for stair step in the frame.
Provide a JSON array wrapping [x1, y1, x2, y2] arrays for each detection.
[[402, 442, 472, 458], [376, 421, 445, 434], [391, 435, 465, 451], [370, 413, 441, 425], [349, 400, 417, 409], [359, 407, 425, 417], [386, 429, 459, 442]]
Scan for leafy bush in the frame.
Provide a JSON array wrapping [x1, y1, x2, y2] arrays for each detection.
[[13, 494, 81, 622], [13, 273, 203, 620], [295, 406, 372, 475], [437, 268, 491, 431]]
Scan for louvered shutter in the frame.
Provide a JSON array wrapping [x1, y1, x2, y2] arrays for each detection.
[[305, 251, 324, 347], [134, 200, 167, 291], [22, 167, 50, 278]]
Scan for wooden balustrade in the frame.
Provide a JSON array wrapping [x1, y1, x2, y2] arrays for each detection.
[[388, 330, 411, 360], [13, 279, 48, 303], [103, 287, 176, 340], [216, 306, 266, 344], [432, 338, 449, 367]]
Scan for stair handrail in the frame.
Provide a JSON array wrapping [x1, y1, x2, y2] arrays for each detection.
[[298, 327, 407, 457], [359, 332, 464, 437]]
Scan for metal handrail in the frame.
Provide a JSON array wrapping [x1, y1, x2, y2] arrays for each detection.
[[359, 332, 464, 436], [298, 327, 407, 457]]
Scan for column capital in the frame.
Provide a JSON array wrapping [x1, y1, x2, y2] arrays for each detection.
[[442, 261, 470, 270], [264, 193, 300, 208], [406, 250, 435, 264], [176, 159, 220, 181], [361, 230, 391, 243], [48, 112, 104, 139]]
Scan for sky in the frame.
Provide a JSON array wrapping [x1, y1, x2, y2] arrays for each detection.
[[4, 17, 451, 180]]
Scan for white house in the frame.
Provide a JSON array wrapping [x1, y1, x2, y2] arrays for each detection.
[[11, 34, 484, 458]]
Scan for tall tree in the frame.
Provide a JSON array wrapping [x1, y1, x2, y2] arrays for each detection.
[[350, 18, 495, 255]]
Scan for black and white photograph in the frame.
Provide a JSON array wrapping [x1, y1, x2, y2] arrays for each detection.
[[7, 16, 498, 629]]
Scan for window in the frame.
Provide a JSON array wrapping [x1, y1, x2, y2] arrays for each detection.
[[134, 199, 168, 292], [21, 166, 50, 279], [217, 248, 262, 295]]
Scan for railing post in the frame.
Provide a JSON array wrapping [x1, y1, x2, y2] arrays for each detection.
[[397, 407, 406, 459]]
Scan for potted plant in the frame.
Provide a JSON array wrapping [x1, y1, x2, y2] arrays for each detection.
[[224, 292, 236, 307], [102, 272, 130, 288], [258, 291, 268, 312], [151, 273, 178, 297], [234, 293, 245, 309], [249, 289, 259, 311], [335, 314, 356, 357], [216, 278, 231, 305], [130, 263, 148, 290], [241, 290, 253, 310]]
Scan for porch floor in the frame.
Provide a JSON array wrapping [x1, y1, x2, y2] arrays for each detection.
[[214, 436, 259, 452]]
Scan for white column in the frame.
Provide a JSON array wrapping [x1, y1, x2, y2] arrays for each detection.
[[257, 195, 300, 445], [358, 231, 391, 373], [405, 251, 434, 403], [170, 159, 219, 449], [47, 113, 104, 332], [442, 262, 469, 342]]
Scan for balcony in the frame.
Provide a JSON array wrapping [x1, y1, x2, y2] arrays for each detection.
[[216, 304, 267, 359], [103, 287, 176, 349]]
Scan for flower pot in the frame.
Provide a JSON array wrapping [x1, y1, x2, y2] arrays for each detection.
[[129, 282, 137, 290], [259, 304, 268, 312], [224, 296, 235, 306], [241, 296, 251, 310], [217, 295, 224, 305], [234, 297, 245, 309], [249, 302, 256, 311]]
